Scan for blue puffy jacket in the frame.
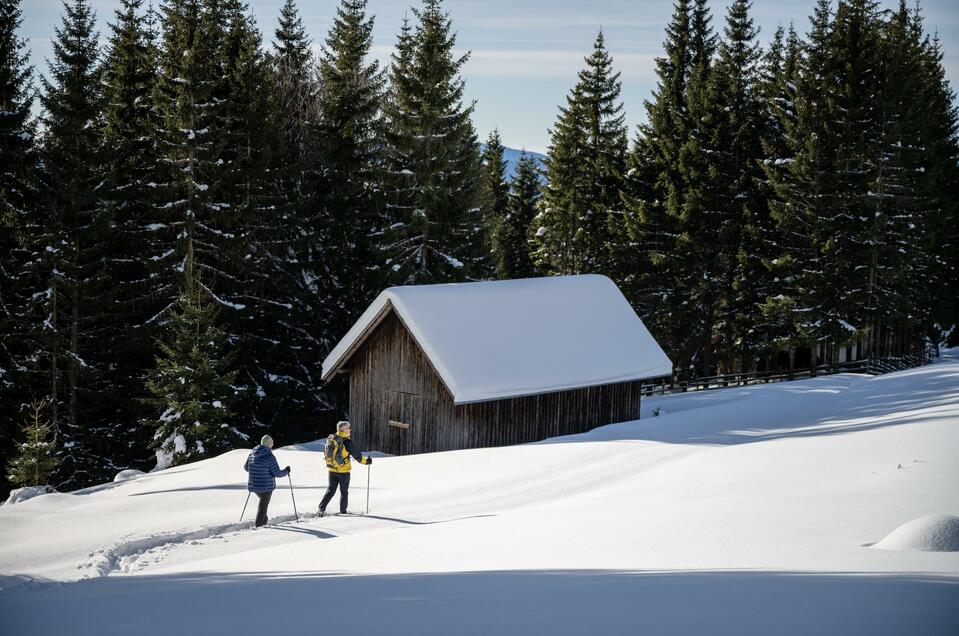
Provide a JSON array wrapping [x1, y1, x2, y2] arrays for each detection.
[[244, 444, 289, 493]]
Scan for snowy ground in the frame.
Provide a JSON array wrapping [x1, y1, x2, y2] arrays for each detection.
[[2, 353, 958, 635]]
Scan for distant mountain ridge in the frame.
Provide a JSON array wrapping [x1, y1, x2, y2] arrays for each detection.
[[481, 144, 547, 181]]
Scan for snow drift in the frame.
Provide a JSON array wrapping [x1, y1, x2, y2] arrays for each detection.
[[2, 485, 55, 506], [873, 514, 959, 552], [114, 469, 146, 483]]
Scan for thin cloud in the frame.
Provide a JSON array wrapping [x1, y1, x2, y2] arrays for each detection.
[[462, 16, 665, 30], [465, 49, 658, 80], [368, 44, 657, 80]]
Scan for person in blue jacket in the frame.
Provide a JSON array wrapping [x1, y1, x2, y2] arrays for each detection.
[[243, 435, 290, 527]]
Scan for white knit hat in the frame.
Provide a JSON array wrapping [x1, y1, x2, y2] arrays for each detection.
[[260, 434, 274, 448]]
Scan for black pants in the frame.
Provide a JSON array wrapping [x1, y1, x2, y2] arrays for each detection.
[[319, 472, 351, 514], [254, 491, 272, 527]]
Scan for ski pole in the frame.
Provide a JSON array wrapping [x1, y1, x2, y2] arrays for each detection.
[[240, 491, 251, 522], [288, 474, 299, 523], [366, 462, 371, 515]]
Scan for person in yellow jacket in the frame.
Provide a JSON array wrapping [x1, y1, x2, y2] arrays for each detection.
[[317, 421, 371, 516]]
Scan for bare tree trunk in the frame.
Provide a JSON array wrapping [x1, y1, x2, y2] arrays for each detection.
[[50, 281, 59, 427], [69, 280, 78, 426]]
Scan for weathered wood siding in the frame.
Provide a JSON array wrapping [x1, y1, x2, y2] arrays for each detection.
[[346, 307, 643, 455], [454, 380, 644, 449], [346, 310, 454, 455]]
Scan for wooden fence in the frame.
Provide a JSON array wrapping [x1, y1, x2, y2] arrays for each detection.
[[640, 347, 936, 398]]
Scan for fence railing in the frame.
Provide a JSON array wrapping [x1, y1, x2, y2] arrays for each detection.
[[640, 348, 935, 398]]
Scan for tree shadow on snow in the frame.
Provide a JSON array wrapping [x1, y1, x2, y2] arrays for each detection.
[[354, 513, 497, 526], [1, 568, 956, 636], [264, 525, 336, 540], [541, 365, 959, 447]]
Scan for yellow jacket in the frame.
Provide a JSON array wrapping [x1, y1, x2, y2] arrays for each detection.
[[326, 431, 369, 473]]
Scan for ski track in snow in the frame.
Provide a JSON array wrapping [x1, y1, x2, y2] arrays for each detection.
[[79, 511, 397, 577], [85, 443, 691, 579], [80, 512, 319, 577]]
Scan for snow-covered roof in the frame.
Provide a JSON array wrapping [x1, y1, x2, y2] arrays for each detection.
[[321, 275, 672, 404]]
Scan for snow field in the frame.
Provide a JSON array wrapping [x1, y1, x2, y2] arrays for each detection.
[[1, 352, 958, 634]]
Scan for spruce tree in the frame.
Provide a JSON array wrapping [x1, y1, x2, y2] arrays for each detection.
[[381, 0, 482, 284], [707, 0, 768, 371], [915, 28, 959, 348], [532, 31, 627, 277], [37, 0, 108, 487], [144, 284, 240, 469], [0, 0, 39, 497], [493, 150, 541, 279], [0, 0, 34, 261], [617, 0, 693, 377], [151, 0, 263, 422], [758, 24, 803, 359], [862, 0, 930, 359], [98, 0, 163, 468], [480, 128, 509, 278], [6, 400, 57, 488], [218, 2, 301, 432], [153, 0, 253, 301], [288, 0, 387, 423], [257, 0, 328, 431], [153, 0, 218, 294], [532, 84, 589, 275], [763, 0, 840, 362], [759, 26, 797, 173], [272, 0, 315, 172], [623, 0, 715, 378], [314, 0, 385, 339], [672, 0, 718, 376], [270, 0, 316, 282], [269, 1, 318, 396], [818, 0, 883, 356]]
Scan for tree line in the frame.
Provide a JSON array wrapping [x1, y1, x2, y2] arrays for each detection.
[[532, 0, 958, 378], [1, 0, 956, 493]]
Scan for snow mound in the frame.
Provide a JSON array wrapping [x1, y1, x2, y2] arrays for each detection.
[[872, 514, 959, 552], [113, 469, 146, 483], [3, 485, 56, 506]]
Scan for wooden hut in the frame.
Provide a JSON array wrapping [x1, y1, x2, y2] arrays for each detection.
[[321, 275, 672, 455]]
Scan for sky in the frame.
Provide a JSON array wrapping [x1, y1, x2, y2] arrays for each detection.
[[19, 0, 959, 154]]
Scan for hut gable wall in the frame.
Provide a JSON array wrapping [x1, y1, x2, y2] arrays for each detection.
[[347, 310, 456, 455]]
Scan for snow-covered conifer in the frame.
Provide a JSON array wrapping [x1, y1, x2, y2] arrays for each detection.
[[144, 284, 240, 469], [493, 150, 540, 279], [480, 129, 509, 278], [381, 0, 482, 284], [0, 0, 40, 493], [911, 16, 959, 348], [98, 0, 164, 464], [619, 0, 716, 378], [533, 31, 627, 277], [313, 0, 386, 341], [37, 0, 109, 486], [616, 0, 693, 376], [6, 400, 57, 488], [707, 0, 770, 370]]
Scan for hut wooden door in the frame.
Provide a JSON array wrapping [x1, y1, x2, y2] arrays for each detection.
[[383, 389, 421, 455]]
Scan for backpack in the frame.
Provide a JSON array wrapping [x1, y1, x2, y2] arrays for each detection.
[[324, 434, 347, 469]]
